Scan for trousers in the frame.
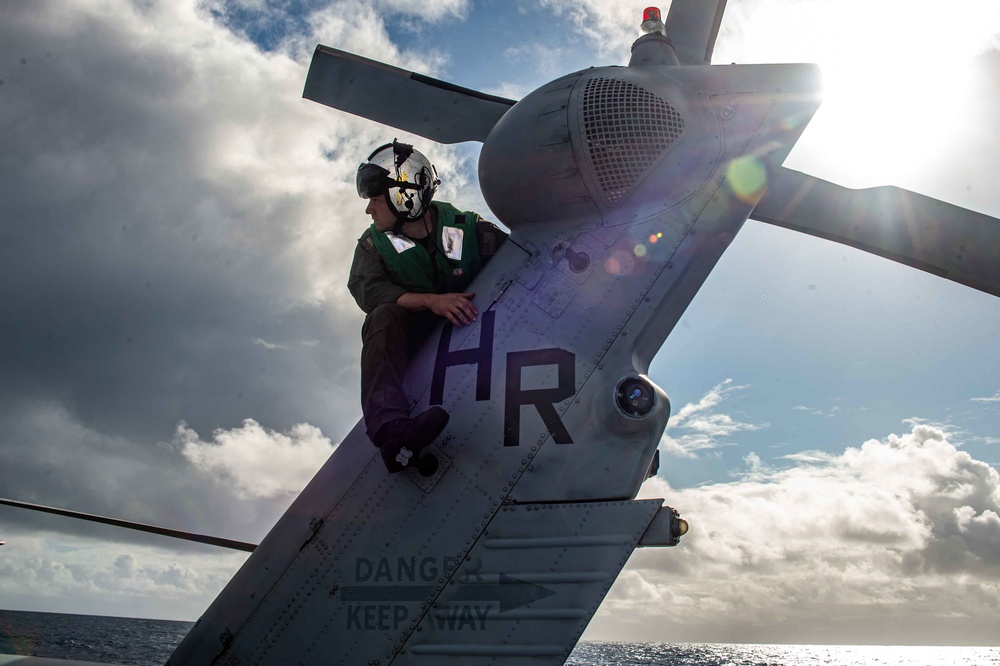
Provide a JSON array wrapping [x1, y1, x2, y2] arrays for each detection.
[[360, 303, 439, 441]]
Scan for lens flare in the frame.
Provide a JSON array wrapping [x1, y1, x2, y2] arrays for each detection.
[[634, 244, 647, 257], [726, 155, 768, 203], [604, 249, 636, 276]]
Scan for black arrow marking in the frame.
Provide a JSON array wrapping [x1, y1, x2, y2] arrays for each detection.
[[340, 585, 435, 602], [450, 574, 555, 613], [339, 574, 554, 613]]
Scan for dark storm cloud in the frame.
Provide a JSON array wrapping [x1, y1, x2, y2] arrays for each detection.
[[0, 0, 479, 573], [0, 0, 367, 538], [0, 0, 473, 619]]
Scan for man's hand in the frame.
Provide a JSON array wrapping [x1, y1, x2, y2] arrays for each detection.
[[428, 292, 478, 327], [397, 291, 478, 327]]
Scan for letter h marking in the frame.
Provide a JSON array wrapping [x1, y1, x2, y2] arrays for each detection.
[[430, 310, 496, 406]]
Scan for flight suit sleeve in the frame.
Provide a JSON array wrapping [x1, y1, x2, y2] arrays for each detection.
[[348, 233, 407, 314]]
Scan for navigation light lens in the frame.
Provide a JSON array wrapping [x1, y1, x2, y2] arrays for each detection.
[[616, 377, 656, 417]]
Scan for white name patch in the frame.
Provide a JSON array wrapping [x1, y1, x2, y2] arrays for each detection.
[[386, 232, 417, 254], [442, 227, 464, 261]]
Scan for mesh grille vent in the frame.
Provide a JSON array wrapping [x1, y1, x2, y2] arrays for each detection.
[[581, 77, 685, 205]]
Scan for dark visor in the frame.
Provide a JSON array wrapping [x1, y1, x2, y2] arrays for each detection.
[[356, 162, 391, 198]]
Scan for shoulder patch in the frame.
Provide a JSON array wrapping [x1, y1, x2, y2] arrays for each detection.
[[359, 234, 377, 256], [476, 220, 508, 261]]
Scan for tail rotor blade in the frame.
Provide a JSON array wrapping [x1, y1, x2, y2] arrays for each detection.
[[664, 0, 729, 65], [0, 496, 256, 552], [752, 167, 1000, 298], [303, 45, 515, 144]]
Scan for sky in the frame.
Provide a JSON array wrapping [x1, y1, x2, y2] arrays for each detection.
[[0, 0, 999, 649]]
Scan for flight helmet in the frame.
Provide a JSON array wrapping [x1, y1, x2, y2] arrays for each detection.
[[356, 140, 439, 226]]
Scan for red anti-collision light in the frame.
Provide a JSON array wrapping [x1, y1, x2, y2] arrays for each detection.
[[643, 7, 661, 22]]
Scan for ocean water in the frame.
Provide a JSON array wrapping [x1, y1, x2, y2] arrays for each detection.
[[566, 642, 1000, 665], [0, 610, 191, 665], [2, 610, 999, 665]]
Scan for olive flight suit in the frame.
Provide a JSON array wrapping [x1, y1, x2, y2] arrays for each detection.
[[348, 201, 507, 441]]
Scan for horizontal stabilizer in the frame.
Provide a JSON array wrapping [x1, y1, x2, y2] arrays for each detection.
[[752, 167, 1000, 298], [303, 45, 516, 144], [664, 0, 729, 65]]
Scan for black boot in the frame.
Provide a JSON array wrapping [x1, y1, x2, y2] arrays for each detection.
[[374, 406, 449, 473]]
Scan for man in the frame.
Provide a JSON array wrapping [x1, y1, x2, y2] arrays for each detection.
[[348, 140, 506, 473]]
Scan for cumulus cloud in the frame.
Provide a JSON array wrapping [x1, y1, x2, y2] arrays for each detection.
[[375, 0, 469, 23], [0, 0, 477, 518], [972, 391, 1000, 403], [659, 380, 765, 458], [0, 533, 246, 618], [0, 0, 475, 620], [207, 0, 469, 59], [277, 0, 454, 75], [593, 423, 1000, 643], [114, 553, 138, 579], [537, 0, 637, 60], [176, 419, 335, 499], [0, 0, 377, 444]]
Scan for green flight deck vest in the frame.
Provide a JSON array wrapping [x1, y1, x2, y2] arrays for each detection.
[[370, 202, 483, 294]]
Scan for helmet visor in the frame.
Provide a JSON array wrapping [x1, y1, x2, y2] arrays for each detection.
[[356, 163, 391, 199]]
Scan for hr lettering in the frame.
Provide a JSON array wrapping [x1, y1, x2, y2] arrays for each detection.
[[430, 310, 575, 446]]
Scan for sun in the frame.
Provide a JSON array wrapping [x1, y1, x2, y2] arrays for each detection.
[[716, 0, 1000, 188]]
